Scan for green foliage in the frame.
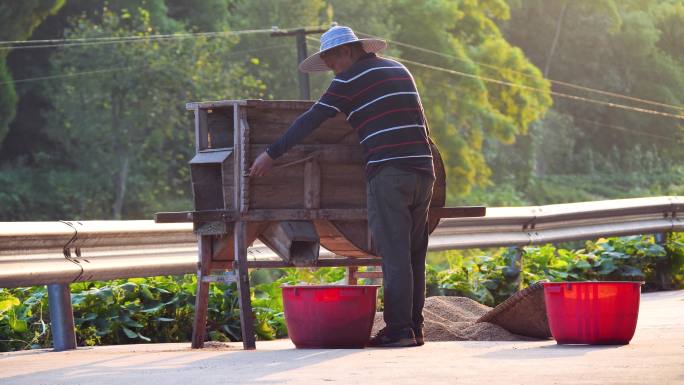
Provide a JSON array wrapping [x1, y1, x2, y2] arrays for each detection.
[[0, 0, 65, 141], [497, 0, 684, 203], [0, 287, 49, 351], [427, 234, 684, 306], [377, 0, 551, 195], [0, 267, 346, 352], [0, 5, 268, 220], [1, 1, 683, 217], [70, 277, 196, 345], [1, 235, 682, 351], [0, 0, 556, 219]]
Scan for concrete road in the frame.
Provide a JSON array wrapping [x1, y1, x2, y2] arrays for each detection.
[[1, 290, 683, 385]]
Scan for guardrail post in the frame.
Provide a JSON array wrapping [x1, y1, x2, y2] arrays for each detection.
[[504, 247, 524, 291], [47, 283, 77, 351], [654, 232, 670, 290]]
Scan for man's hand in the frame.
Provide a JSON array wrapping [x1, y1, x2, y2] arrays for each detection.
[[249, 151, 275, 177]]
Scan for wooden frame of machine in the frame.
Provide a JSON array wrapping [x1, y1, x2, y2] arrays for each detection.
[[156, 99, 485, 349]]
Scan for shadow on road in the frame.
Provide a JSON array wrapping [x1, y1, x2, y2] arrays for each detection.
[[0, 342, 364, 385]]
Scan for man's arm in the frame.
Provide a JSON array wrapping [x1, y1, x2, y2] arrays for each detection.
[[249, 106, 332, 177]]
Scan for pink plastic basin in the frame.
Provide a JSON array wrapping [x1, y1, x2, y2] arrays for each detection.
[[543, 281, 642, 345], [281, 285, 379, 348]]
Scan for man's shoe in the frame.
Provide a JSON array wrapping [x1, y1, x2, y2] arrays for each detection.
[[367, 327, 417, 348], [413, 324, 424, 346]]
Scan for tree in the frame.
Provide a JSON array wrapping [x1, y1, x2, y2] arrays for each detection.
[[503, 0, 683, 170], [42, 6, 264, 219], [228, 0, 552, 198], [0, 0, 553, 219], [380, 0, 551, 196], [0, 0, 65, 142]]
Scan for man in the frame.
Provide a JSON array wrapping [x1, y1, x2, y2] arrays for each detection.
[[250, 26, 434, 348]]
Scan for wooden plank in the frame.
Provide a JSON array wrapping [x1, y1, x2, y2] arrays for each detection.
[[346, 267, 358, 285], [315, 219, 369, 257], [430, 141, 446, 207], [187, 100, 247, 110], [249, 209, 368, 221], [249, 144, 364, 164], [191, 235, 212, 349], [331, 250, 372, 257], [247, 257, 382, 268], [249, 123, 356, 145], [235, 221, 256, 349], [193, 107, 202, 153], [247, 110, 355, 144], [353, 271, 384, 280], [304, 159, 321, 209], [211, 222, 266, 261], [222, 154, 234, 211], [246, 100, 314, 110], [250, 176, 305, 209], [428, 140, 447, 233], [155, 211, 193, 223], [429, 206, 487, 220], [233, 103, 242, 212], [240, 110, 250, 213], [320, 163, 366, 208], [191, 165, 224, 211], [328, 220, 372, 254], [252, 164, 304, 178], [210, 228, 234, 261], [159, 209, 371, 223], [160, 207, 485, 224], [209, 257, 383, 270]]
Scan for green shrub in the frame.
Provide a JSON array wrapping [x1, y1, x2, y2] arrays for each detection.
[[427, 234, 684, 306], [0, 267, 346, 352], [1, 235, 682, 351]]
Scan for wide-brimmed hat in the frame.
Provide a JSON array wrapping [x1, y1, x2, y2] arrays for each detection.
[[299, 26, 387, 73]]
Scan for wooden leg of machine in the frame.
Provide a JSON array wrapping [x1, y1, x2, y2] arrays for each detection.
[[235, 220, 256, 350], [346, 266, 358, 285], [191, 235, 212, 349]]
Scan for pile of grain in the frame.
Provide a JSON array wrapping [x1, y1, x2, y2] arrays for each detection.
[[371, 296, 537, 341]]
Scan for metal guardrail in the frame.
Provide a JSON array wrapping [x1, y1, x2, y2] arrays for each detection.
[[1, 196, 682, 289], [430, 196, 683, 249], [0, 196, 681, 350]]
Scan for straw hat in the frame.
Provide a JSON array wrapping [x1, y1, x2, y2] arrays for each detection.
[[299, 26, 387, 73]]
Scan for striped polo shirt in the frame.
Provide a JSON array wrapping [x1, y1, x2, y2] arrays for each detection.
[[267, 53, 434, 179]]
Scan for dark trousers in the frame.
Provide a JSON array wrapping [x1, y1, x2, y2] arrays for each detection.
[[367, 165, 435, 331]]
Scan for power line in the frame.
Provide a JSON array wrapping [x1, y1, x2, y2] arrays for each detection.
[[356, 31, 684, 113], [0, 25, 329, 51], [0, 28, 266, 46], [303, 35, 684, 121], [386, 55, 684, 122], [574, 118, 677, 142], [2, 44, 290, 86], [1, 67, 135, 85], [302, 34, 681, 139], [0, 30, 271, 51], [271, 26, 329, 99]]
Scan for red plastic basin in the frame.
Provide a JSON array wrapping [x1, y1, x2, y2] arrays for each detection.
[[543, 281, 642, 345], [282, 285, 379, 348]]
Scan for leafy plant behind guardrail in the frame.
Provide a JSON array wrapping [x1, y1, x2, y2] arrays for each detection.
[[427, 234, 684, 306], [0, 267, 346, 351], [1, 234, 682, 351]]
